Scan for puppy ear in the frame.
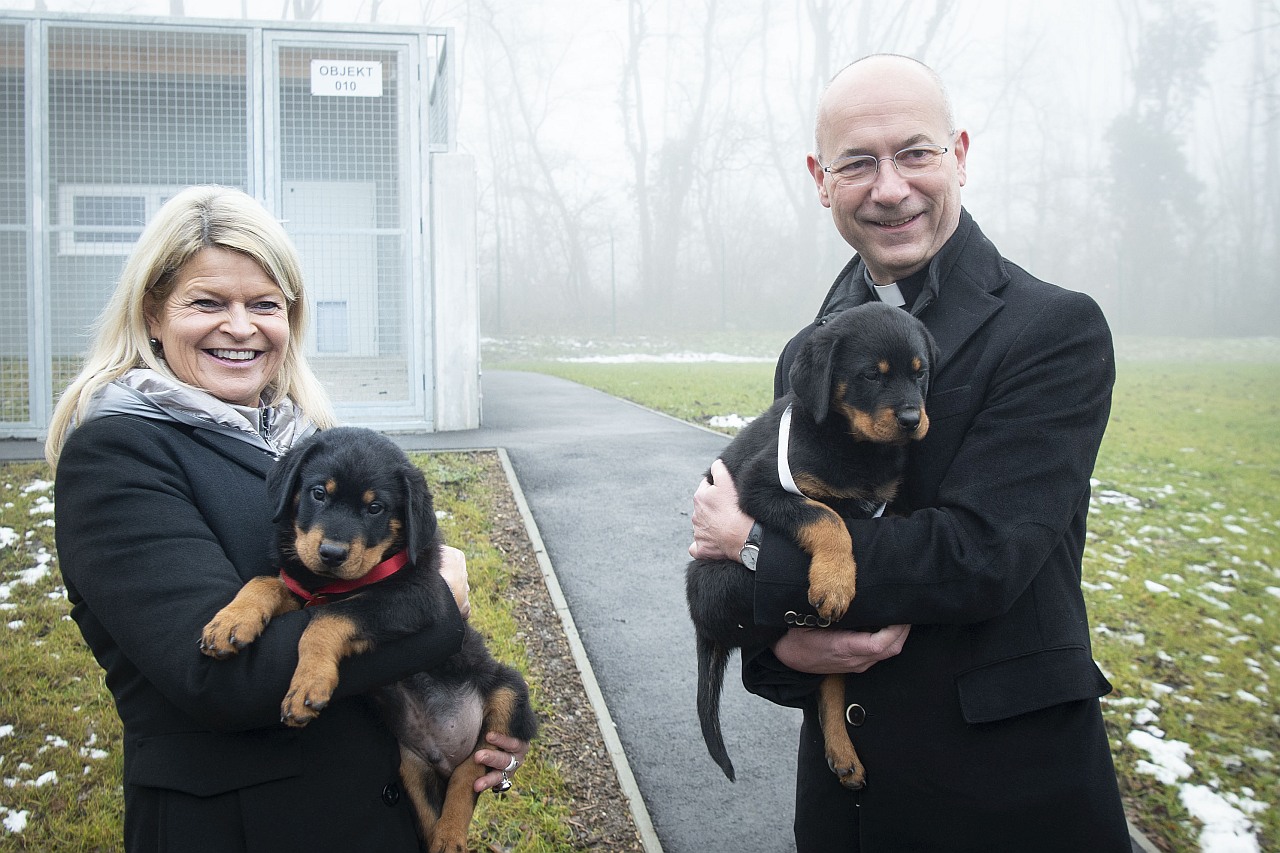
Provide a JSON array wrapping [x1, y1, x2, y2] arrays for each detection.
[[401, 463, 438, 564], [789, 326, 839, 423], [268, 434, 319, 523]]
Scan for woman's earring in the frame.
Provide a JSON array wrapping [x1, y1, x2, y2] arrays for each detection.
[[149, 337, 164, 358]]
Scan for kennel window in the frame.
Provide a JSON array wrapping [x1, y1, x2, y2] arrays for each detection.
[[56, 185, 183, 255]]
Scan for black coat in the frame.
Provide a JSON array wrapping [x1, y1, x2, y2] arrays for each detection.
[[55, 414, 466, 853], [744, 211, 1130, 851]]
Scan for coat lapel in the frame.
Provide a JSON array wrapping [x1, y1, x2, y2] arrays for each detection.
[[917, 211, 1007, 373], [189, 427, 277, 478], [921, 274, 1004, 373]]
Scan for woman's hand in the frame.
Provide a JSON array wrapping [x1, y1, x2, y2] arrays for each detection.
[[773, 624, 911, 674], [438, 545, 471, 620], [472, 731, 531, 794], [689, 459, 755, 561]]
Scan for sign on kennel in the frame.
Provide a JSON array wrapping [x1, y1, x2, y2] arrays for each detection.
[[0, 12, 479, 438]]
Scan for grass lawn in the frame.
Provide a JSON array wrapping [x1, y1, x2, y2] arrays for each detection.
[[0, 452, 580, 852], [494, 339, 1280, 853]]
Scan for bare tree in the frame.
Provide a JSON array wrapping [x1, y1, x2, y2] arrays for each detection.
[[619, 0, 654, 316], [1107, 0, 1217, 333], [472, 0, 599, 328]]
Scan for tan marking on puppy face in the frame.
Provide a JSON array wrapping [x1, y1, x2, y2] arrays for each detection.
[[325, 479, 336, 495], [912, 356, 922, 372], [877, 359, 889, 374], [834, 399, 908, 444], [293, 523, 328, 574], [351, 535, 397, 578], [913, 409, 931, 441], [291, 524, 396, 580], [363, 488, 376, 505]]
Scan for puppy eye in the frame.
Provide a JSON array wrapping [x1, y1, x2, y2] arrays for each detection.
[[309, 486, 327, 503], [862, 370, 882, 383], [366, 502, 385, 516]]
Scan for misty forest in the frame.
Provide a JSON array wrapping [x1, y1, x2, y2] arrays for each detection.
[[444, 0, 1277, 340], [15, 0, 1277, 341]]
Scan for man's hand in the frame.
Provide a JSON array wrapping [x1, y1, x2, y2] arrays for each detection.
[[773, 624, 911, 674], [689, 458, 755, 561]]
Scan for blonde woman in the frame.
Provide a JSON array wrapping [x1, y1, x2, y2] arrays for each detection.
[[48, 187, 527, 852]]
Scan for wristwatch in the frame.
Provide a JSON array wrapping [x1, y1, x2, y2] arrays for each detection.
[[740, 521, 763, 571]]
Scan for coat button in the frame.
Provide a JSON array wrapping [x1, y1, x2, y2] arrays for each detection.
[[382, 782, 401, 806], [845, 703, 867, 727]]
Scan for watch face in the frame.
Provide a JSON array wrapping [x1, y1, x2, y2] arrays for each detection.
[[740, 544, 759, 570]]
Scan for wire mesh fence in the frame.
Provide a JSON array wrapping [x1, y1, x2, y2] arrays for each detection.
[[0, 15, 456, 436]]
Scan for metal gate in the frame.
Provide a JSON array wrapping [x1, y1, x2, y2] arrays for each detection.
[[0, 13, 466, 438]]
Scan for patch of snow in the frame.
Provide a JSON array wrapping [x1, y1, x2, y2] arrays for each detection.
[[1095, 490, 1143, 510], [26, 497, 53, 516], [708, 414, 754, 429], [2, 807, 29, 834], [1127, 730, 1192, 784], [1179, 784, 1264, 853]]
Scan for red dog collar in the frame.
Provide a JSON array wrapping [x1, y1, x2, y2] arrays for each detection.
[[280, 550, 411, 607]]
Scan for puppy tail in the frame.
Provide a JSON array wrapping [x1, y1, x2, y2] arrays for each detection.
[[695, 632, 736, 782]]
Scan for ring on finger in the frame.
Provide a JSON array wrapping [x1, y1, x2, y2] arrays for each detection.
[[503, 755, 520, 773]]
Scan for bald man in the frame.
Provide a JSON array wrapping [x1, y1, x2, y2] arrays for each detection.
[[690, 55, 1131, 851]]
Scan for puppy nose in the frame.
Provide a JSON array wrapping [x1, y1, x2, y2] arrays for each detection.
[[897, 408, 921, 431], [318, 542, 349, 566]]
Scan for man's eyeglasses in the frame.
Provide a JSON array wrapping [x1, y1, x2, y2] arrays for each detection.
[[819, 143, 950, 187]]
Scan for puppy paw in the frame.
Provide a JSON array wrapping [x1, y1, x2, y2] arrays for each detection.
[[806, 554, 857, 622], [827, 748, 866, 790], [199, 577, 292, 659], [280, 668, 337, 727], [199, 606, 268, 659]]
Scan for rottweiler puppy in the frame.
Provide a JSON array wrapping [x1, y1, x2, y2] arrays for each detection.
[[685, 302, 937, 790], [200, 427, 538, 853]]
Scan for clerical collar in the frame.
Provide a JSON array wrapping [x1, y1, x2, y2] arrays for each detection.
[[864, 267, 928, 311], [868, 277, 906, 307]]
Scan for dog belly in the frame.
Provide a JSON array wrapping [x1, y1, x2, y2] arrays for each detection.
[[382, 678, 485, 776]]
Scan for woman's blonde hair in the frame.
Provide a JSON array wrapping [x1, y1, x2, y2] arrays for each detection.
[[45, 185, 336, 468]]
